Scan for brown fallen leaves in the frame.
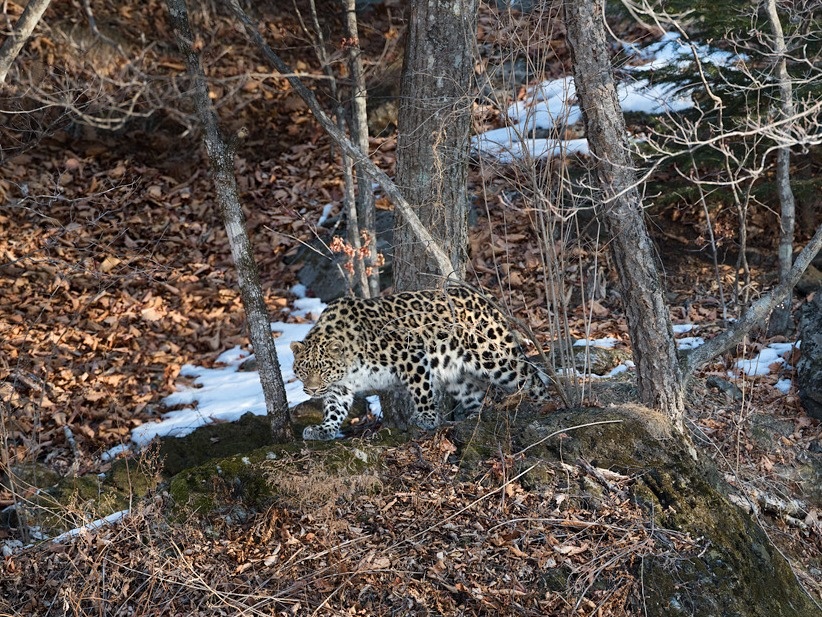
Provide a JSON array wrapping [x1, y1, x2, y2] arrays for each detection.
[[1, 433, 699, 616]]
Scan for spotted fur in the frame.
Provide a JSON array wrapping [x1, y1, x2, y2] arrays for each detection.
[[291, 287, 548, 440]]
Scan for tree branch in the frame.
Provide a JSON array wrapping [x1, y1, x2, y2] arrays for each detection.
[[0, 0, 52, 84], [224, 0, 456, 282], [683, 223, 822, 377]]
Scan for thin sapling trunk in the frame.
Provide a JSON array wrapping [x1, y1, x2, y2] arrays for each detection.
[[166, 0, 291, 442]]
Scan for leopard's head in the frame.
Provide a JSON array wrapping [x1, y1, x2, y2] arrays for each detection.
[[290, 337, 350, 397]]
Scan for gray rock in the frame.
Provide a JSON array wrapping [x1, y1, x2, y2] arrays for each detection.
[[797, 293, 822, 419]]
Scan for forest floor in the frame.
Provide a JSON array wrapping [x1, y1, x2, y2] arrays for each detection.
[[1, 0, 821, 615]]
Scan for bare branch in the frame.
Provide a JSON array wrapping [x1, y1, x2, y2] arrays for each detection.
[[224, 0, 455, 281], [0, 0, 52, 84]]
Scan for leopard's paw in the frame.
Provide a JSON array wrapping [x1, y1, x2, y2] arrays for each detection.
[[303, 424, 338, 441], [409, 411, 440, 431]]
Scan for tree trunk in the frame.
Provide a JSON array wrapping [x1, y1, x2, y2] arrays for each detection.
[[166, 0, 291, 442], [765, 0, 797, 336], [392, 0, 477, 291], [303, 0, 369, 297], [0, 0, 52, 84], [562, 0, 686, 430], [343, 0, 379, 298]]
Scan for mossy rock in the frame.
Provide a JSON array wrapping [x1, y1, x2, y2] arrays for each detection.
[[167, 436, 395, 516], [158, 412, 285, 476], [2, 457, 160, 537], [446, 405, 817, 617], [158, 406, 381, 476]]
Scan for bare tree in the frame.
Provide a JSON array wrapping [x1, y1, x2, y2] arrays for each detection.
[[630, 0, 821, 321], [563, 0, 686, 429], [343, 0, 380, 297], [764, 0, 798, 335], [165, 0, 290, 442], [392, 0, 478, 291], [0, 0, 52, 84], [297, 0, 370, 297]]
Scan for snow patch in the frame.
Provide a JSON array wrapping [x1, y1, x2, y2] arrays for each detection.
[[573, 337, 619, 349], [775, 378, 792, 394], [317, 203, 335, 226], [474, 32, 741, 163], [676, 337, 705, 350], [736, 343, 792, 377], [131, 321, 316, 446], [52, 509, 130, 543]]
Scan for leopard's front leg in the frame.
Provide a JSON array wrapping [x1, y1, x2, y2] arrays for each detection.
[[303, 385, 354, 440]]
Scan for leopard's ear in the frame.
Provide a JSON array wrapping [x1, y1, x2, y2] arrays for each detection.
[[328, 341, 342, 355], [290, 341, 304, 355]]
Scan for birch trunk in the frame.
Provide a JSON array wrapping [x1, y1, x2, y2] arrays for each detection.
[[765, 0, 797, 335], [343, 0, 379, 298]]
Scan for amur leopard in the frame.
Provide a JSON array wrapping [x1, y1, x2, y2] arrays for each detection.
[[291, 286, 549, 440]]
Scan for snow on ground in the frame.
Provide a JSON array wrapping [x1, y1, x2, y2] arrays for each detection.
[[317, 203, 335, 227], [736, 342, 799, 377], [51, 509, 130, 544], [473, 32, 739, 162], [625, 32, 740, 73], [574, 337, 619, 349], [129, 294, 325, 448], [676, 336, 705, 351]]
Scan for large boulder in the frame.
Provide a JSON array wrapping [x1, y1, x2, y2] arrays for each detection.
[[797, 293, 822, 419]]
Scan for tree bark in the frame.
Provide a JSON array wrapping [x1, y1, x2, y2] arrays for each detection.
[[392, 0, 477, 291], [166, 0, 290, 442], [0, 0, 52, 84], [765, 0, 797, 335], [225, 0, 454, 281], [562, 0, 686, 429]]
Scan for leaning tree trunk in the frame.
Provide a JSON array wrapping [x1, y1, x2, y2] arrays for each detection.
[[0, 0, 52, 84], [392, 0, 477, 291], [166, 0, 290, 442], [562, 0, 686, 430]]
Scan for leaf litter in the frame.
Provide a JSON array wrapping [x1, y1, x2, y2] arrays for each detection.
[[0, 0, 820, 611]]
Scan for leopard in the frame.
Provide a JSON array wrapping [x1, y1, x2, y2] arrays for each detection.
[[291, 286, 550, 440]]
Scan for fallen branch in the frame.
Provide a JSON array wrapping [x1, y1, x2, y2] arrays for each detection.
[[682, 223, 822, 377]]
